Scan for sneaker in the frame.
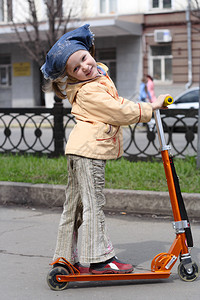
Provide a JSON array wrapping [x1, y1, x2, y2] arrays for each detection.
[[89, 256, 134, 274], [73, 262, 90, 274]]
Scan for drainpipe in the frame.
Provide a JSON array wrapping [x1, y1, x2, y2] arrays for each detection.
[[185, 0, 192, 89]]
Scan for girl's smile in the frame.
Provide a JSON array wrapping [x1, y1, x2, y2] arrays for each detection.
[[66, 50, 99, 81]]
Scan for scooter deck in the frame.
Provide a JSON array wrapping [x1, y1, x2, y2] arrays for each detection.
[[56, 271, 171, 283]]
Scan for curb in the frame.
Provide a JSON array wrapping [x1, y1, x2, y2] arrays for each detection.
[[0, 181, 200, 219]]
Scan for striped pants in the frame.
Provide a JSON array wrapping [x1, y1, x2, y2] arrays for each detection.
[[53, 155, 115, 264]]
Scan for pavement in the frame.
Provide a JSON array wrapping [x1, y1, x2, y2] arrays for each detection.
[[1, 181, 200, 220], [0, 205, 200, 300]]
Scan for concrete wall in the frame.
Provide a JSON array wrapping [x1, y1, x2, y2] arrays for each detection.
[[95, 35, 141, 101], [117, 35, 142, 100], [0, 43, 41, 108], [12, 45, 35, 107], [0, 88, 12, 107]]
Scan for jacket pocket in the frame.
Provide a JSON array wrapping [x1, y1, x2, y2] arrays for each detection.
[[96, 123, 120, 141]]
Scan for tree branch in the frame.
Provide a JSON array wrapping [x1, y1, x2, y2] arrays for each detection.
[[12, 0, 74, 67]]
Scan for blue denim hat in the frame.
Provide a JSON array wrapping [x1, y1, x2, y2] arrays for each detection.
[[41, 24, 94, 80]]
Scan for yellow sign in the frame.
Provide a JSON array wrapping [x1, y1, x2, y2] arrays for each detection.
[[13, 62, 31, 77]]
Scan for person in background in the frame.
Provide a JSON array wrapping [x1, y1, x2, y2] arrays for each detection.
[[147, 75, 156, 103], [139, 77, 151, 102]]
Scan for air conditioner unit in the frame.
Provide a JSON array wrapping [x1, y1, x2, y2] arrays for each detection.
[[154, 29, 172, 43]]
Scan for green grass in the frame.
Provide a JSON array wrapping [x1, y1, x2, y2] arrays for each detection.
[[0, 154, 200, 193]]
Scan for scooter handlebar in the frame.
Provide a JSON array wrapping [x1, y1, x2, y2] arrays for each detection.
[[154, 96, 173, 150], [163, 96, 174, 107]]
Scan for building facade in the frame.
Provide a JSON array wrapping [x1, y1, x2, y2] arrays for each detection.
[[0, 0, 199, 107]]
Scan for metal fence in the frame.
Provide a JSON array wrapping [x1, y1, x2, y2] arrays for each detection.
[[0, 101, 198, 159]]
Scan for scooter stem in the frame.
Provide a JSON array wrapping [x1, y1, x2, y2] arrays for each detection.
[[154, 104, 191, 262], [154, 109, 170, 151], [154, 95, 173, 150], [154, 108, 182, 222]]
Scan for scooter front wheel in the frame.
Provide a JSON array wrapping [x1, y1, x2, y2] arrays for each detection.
[[178, 261, 199, 282], [47, 266, 69, 291]]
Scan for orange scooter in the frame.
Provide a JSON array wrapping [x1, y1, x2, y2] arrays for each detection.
[[47, 97, 199, 291]]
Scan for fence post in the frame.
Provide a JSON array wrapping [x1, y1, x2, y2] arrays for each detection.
[[53, 96, 64, 156]]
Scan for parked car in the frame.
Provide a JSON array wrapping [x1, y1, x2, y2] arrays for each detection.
[[163, 87, 199, 133], [169, 87, 199, 109]]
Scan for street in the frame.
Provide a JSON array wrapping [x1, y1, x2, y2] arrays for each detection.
[[0, 205, 199, 300]]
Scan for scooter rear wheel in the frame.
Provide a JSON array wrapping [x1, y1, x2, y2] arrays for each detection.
[[47, 266, 69, 291], [178, 261, 199, 282]]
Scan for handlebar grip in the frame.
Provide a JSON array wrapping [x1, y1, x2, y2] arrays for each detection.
[[163, 96, 174, 106]]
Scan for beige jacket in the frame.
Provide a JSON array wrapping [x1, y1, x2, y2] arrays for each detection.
[[65, 64, 153, 160]]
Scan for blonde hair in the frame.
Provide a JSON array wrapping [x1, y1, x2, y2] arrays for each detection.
[[42, 45, 95, 100], [42, 67, 68, 99]]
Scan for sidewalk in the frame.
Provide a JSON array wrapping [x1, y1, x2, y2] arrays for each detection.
[[0, 181, 200, 219], [0, 205, 200, 300]]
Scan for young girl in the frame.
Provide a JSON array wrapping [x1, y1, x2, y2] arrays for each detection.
[[41, 24, 169, 274]]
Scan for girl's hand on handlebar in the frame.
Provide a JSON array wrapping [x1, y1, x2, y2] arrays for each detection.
[[150, 94, 171, 111]]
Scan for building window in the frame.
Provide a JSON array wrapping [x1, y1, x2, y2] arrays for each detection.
[[149, 45, 172, 82], [95, 48, 116, 84], [0, 0, 13, 22], [99, 0, 117, 14], [0, 56, 11, 87], [152, 0, 171, 9]]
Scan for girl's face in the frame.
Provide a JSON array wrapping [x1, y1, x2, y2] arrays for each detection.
[[66, 50, 98, 81]]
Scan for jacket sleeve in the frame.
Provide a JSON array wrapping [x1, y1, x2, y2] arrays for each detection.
[[75, 82, 153, 126]]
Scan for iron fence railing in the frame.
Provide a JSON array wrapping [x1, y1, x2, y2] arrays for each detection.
[[0, 101, 198, 159]]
